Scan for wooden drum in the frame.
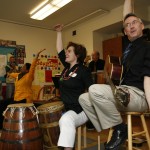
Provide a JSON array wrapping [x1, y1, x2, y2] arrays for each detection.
[[0, 103, 43, 150], [91, 71, 106, 84], [37, 101, 64, 150], [97, 71, 106, 84]]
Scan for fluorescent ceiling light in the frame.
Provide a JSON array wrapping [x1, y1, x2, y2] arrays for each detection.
[[30, 0, 72, 20]]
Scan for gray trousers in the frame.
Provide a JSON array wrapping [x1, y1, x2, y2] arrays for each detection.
[[79, 84, 148, 132], [6, 83, 15, 99]]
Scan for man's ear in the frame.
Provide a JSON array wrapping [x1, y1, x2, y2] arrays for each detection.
[[124, 29, 127, 35], [141, 23, 144, 30]]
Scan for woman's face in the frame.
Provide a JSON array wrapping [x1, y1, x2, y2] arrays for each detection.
[[65, 46, 77, 64]]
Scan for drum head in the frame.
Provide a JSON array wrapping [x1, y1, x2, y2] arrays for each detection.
[[37, 101, 64, 113], [7, 103, 34, 108]]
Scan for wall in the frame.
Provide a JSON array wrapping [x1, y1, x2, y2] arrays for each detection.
[[63, 4, 150, 58], [93, 31, 103, 58], [63, 6, 123, 56], [1, 4, 149, 63], [0, 3, 149, 100], [0, 21, 60, 100], [0, 21, 57, 63]]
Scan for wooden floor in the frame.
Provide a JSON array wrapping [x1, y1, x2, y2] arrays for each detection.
[[77, 129, 149, 150], [0, 115, 149, 150], [76, 115, 150, 150], [0, 129, 149, 150]]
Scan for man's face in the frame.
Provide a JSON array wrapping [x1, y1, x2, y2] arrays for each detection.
[[9, 56, 15, 63], [21, 65, 28, 73], [92, 52, 99, 62], [124, 16, 144, 41]]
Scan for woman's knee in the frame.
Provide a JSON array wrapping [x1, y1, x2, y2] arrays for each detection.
[[59, 111, 76, 127]]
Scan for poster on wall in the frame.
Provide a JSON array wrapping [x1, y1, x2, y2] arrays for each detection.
[[0, 47, 16, 82], [15, 45, 26, 65], [45, 70, 52, 82], [0, 39, 16, 47], [0, 55, 7, 77], [33, 53, 62, 85]]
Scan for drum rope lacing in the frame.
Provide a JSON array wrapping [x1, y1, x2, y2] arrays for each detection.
[[38, 105, 64, 113], [3, 106, 39, 118]]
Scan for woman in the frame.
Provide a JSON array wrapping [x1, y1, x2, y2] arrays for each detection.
[[54, 24, 93, 150]]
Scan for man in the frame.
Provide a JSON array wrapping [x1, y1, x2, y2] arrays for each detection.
[[87, 51, 105, 130], [79, 0, 150, 149], [5, 55, 18, 99], [88, 51, 105, 72]]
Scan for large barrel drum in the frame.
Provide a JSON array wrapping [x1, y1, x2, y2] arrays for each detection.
[[0, 103, 43, 150], [37, 101, 64, 150], [97, 71, 106, 84]]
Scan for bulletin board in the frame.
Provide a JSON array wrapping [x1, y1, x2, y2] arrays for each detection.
[[0, 47, 16, 82], [34, 54, 62, 84]]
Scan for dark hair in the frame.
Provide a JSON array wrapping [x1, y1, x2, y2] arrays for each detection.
[[25, 63, 31, 71], [66, 42, 87, 64], [123, 13, 143, 24]]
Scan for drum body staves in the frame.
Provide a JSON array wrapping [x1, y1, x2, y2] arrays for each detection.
[[37, 101, 64, 150], [0, 103, 43, 150]]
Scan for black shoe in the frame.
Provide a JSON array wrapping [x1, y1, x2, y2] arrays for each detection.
[[105, 124, 127, 150]]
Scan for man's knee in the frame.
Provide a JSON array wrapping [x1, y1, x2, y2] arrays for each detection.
[[79, 93, 87, 103], [79, 93, 92, 107]]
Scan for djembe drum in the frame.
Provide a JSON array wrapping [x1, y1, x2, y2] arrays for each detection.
[[37, 101, 64, 150], [0, 103, 43, 150]]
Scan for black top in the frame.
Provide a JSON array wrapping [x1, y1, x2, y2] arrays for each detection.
[[58, 50, 93, 113], [121, 36, 150, 91], [88, 59, 105, 72]]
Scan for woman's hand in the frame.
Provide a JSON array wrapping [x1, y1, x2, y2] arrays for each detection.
[[36, 49, 46, 59], [53, 24, 64, 32]]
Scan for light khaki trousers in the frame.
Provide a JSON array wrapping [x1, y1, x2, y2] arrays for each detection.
[[79, 84, 148, 132]]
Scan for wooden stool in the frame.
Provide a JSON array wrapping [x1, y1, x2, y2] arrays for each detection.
[[77, 124, 101, 150], [77, 124, 87, 150], [107, 112, 150, 150]]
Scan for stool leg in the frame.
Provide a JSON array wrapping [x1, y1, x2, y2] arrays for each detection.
[[98, 133, 100, 150], [140, 114, 150, 149], [77, 126, 81, 150], [83, 124, 87, 148], [128, 114, 132, 150], [107, 128, 113, 143]]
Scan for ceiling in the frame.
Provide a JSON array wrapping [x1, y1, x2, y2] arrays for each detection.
[[0, 0, 150, 31]]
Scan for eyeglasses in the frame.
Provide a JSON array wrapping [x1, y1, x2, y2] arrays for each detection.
[[124, 20, 142, 29]]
